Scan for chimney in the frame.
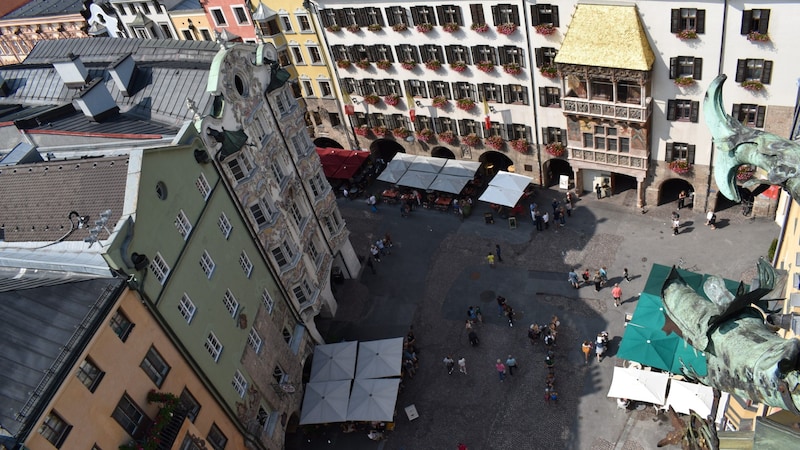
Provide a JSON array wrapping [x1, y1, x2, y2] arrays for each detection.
[[52, 53, 89, 88], [74, 78, 119, 122], [0, 72, 8, 96], [108, 53, 136, 97]]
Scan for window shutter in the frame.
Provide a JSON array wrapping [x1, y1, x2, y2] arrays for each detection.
[[385, 45, 395, 62], [404, 80, 412, 96], [470, 4, 484, 24], [731, 104, 741, 121], [320, 10, 332, 27], [696, 10, 705, 34], [526, 126, 532, 141], [376, 80, 387, 96], [456, 6, 464, 25], [665, 143, 674, 161], [498, 47, 508, 65], [530, 5, 540, 26], [761, 60, 773, 84], [477, 84, 485, 102], [459, 119, 467, 135], [756, 106, 767, 128], [669, 57, 677, 79], [427, 81, 436, 97], [670, 9, 680, 33], [735, 59, 747, 82], [411, 7, 420, 25], [758, 10, 770, 34], [552, 6, 560, 27], [511, 6, 520, 25], [436, 6, 445, 23], [471, 46, 480, 63], [741, 10, 753, 34], [559, 129, 567, 145], [503, 85, 511, 104], [445, 45, 455, 62], [367, 46, 378, 61], [666, 100, 677, 120], [347, 46, 358, 61], [687, 145, 696, 164], [693, 58, 702, 80], [385, 7, 396, 26], [356, 8, 369, 27], [541, 127, 549, 144], [535, 48, 544, 68], [491, 6, 498, 25], [519, 52, 525, 68], [539, 87, 547, 107], [522, 86, 530, 105], [690, 101, 699, 123]]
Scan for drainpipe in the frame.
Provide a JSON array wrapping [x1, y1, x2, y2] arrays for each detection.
[[705, 1, 731, 212], [771, 78, 800, 266], [522, 3, 544, 185]]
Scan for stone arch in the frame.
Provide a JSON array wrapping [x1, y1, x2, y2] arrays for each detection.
[[431, 146, 456, 159], [369, 138, 405, 161], [313, 137, 344, 149], [542, 158, 572, 187], [657, 178, 695, 207], [478, 151, 514, 177]]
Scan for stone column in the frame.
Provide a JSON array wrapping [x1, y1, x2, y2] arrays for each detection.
[[636, 178, 645, 209], [573, 167, 583, 196]]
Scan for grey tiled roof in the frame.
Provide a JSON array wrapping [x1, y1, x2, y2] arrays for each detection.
[[2, 0, 84, 19]]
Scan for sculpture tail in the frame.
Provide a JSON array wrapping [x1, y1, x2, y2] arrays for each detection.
[[704, 75, 747, 202]]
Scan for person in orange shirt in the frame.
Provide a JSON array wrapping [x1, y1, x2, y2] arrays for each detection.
[[611, 283, 623, 307]]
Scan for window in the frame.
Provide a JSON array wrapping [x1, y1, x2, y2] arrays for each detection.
[[410, 6, 437, 26], [270, 159, 286, 184], [666, 142, 696, 164], [210, 8, 227, 27], [385, 6, 408, 27], [239, 251, 253, 277], [405, 80, 428, 98], [741, 9, 770, 35], [273, 365, 288, 384], [534, 47, 557, 68], [308, 46, 322, 64], [248, 327, 263, 353], [364, 7, 384, 27], [395, 44, 420, 63], [195, 173, 211, 199], [445, 45, 470, 65], [208, 423, 228, 450], [282, 327, 293, 344], [298, 15, 311, 32], [671, 8, 705, 34], [491, 4, 519, 26], [174, 210, 192, 239], [272, 241, 295, 268], [421, 44, 444, 63], [290, 46, 304, 65], [617, 82, 642, 105], [309, 172, 326, 197], [200, 251, 215, 279], [435, 117, 456, 133], [378, 79, 401, 96], [289, 203, 304, 228], [302, 80, 314, 97], [262, 289, 275, 314], [200, 29, 212, 40], [472, 45, 497, 65], [222, 290, 239, 317], [150, 253, 170, 285], [542, 127, 566, 145], [323, 213, 342, 235], [232, 371, 247, 398], [249, 200, 274, 227], [537, 86, 559, 107], [112, 394, 146, 437], [511, 124, 531, 141], [531, 4, 560, 27], [453, 82, 475, 100], [280, 15, 292, 32], [667, 99, 700, 122], [308, 240, 320, 265], [500, 46, 524, 66], [732, 104, 766, 128], [319, 80, 332, 97], [39, 411, 71, 448], [470, 4, 485, 25], [437, 5, 463, 25], [371, 44, 394, 63], [141, 346, 170, 387], [179, 388, 201, 423], [178, 293, 196, 323], [182, 30, 194, 40], [232, 6, 249, 25], [459, 119, 481, 137], [205, 332, 223, 362], [110, 309, 134, 342], [141, 3, 151, 14], [218, 213, 232, 238], [428, 81, 452, 99], [479, 83, 502, 103], [735, 59, 773, 84], [76, 358, 104, 392], [293, 280, 312, 304], [669, 57, 702, 80], [275, 90, 291, 116]]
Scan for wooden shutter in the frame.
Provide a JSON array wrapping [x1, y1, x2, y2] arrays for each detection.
[[385, 7, 396, 26], [758, 10, 770, 34], [471, 46, 480, 63], [541, 127, 550, 144], [355, 8, 368, 27], [456, 6, 464, 25], [470, 4, 484, 24], [366, 45, 378, 61], [411, 7, 421, 25], [731, 104, 741, 122], [491, 6, 498, 25], [477, 84, 485, 102], [530, 5, 540, 26], [522, 86, 530, 105], [735, 59, 747, 82], [669, 57, 677, 79], [761, 60, 773, 84], [559, 129, 566, 146], [498, 47, 508, 65], [503, 124, 512, 140], [384, 45, 395, 62], [693, 58, 702, 80], [539, 87, 547, 107], [666, 100, 677, 120], [756, 106, 767, 128], [511, 5, 520, 25], [375, 80, 386, 96], [459, 119, 468, 135], [445, 45, 455, 63], [665, 143, 674, 161], [690, 101, 699, 123], [741, 10, 753, 34], [427, 81, 436, 97], [552, 6, 560, 27], [503, 85, 512, 104], [436, 5, 445, 24], [687, 145, 696, 164], [526, 126, 532, 141], [535, 48, 544, 68], [696, 10, 705, 34], [670, 9, 680, 33]]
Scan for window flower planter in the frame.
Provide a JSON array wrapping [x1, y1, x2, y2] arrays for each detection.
[[471, 23, 489, 33], [355, 125, 370, 137], [674, 76, 695, 87], [677, 29, 698, 40], [503, 63, 522, 76], [376, 60, 392, 70], [511, 139, 529, 153], [747, 31, 770, 42], [416, 23, 433, 33], [368, 24, 382, 32], [363, 94, 380, 105], [540, 65, 558, 78], [668, 160, 691, 175], [737, 165, 755, 181], [496, 23, 517, 35], [535, 24, 556, 36], [393, 127, 410, 139], [337, 60, 352, 69], [438, 130, 456, 144], [326, 25, 341, 32], [463, 133, 481, 147], [119, 391, 179, 450], [741, 80, 764, 91], [450, 61, 468, 72], [372, 126, 388, 137], [545, 142, 565, 157], [432, 96, 449, 109], [392, 23, 408, 32], [416, 128, 434, 142], [346, 24, 361, 33], [425, 59, 442, 71], [355, 59, 371, 70], [456, 98, 476, 111], [485, 135, 505, 150], [384, 93, 400, 106], [443, 23, 460, 33], [476, 60, 495, 73], [401, 60, 417, 70]]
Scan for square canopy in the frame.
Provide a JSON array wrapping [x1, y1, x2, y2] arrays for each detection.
[[407, 155, 447, 174], [440, 159, 481, 177], [396, 170, 437, 190], [299, 380, 352, 425], [479, 185, 525, 208], [607, 366, 669, 405], [355, 337, 404, 379], [428, 174, 472, 194], [310, 341, 357, 382], [664, 379, 716, 417], [346, 378, 401, 422], [377, 154, 415, 183], [488, 171, 533, 191]]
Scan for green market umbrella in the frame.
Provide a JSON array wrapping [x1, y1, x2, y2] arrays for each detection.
[[618, 323, 678, 371], [628, 292, 666, 330]]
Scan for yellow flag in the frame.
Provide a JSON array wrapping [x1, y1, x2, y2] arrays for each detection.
[[483, 98, 490, 116]]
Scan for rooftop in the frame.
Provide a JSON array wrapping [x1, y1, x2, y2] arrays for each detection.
[[1, 0, 83, 19]]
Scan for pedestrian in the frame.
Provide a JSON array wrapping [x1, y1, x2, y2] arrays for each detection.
[[458, 357, 467, 374], [486, 252, 495, 268], [413, 189, 421, 206], [366, 256, 376, 274], [458, 444, 468, 450], [496, 295, 506, 316], [549, 390, 559, 404], [612, 283, 622, 307], [582, 269, 590, 286], [505, 355, 517, 375], [475, 306, 483, 323], [599, 266, 608, 286], [400, 203, 408, 218], [368, 194, 378, 212], [534, 209, 543, 231], [566, 191, 573, 207], [623, 267, 631, 283], [528, 324, 540, 345], [596, 333, 607, 362], [565, 201, 572, 217], [383, 232, 393, 248], [443, 355, 455, 375], [468, 330, 479, 346], [545, 388, 551, 405], [495, 359, 506, 382], [706, 210, 717, 230], [568, 270, 580, 289], [375, 239, 387, 256], [672, 215, 680, 235], [542, 211, 550, 229], [594, 272, 602, 292], [558, 206, 566, 226], [582, 340, 592, 364], [551, 198, 560, 215], [467, 306, 478, 322], [678, 190, 687, 209], [370, 245, 381, 263], [595, 184, 602, 199], [465, 319, 473, 332], [495, 244, 503, 262], [504, 304, 515, 327]]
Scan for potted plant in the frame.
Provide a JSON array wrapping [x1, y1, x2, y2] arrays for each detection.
[[432, 96, 449, 109], [372, 125, 388, 137], [456, 97, 476, 111], [376, 60, 392, 70], [384, 93, 400, 106], [496, 23, 517, 35], [545, 142, 565, 157], [540, 65, 558, 78], [476, 60, 495, 73], [401, 59, 417, 70], [741, 80, 764, 91], [450, 61, 468, 73], [463, 133, 481, 147], [392, 23, 408, 32], [485, 135, 505, 150], [120, 391, 179, 450], [346, 24, 361, 33], [337, 59, 352, 69], [535, 24, 556, 35], [326, 24, 341, 32], [747, 31, 770, 42], [503, 62, 522, 75], [438, 130, 456, 144], [471, 23, 489, 33], [355, 125, 370, 136], [363, 94, 380, 105], [425, 59, 442, 71], [668, 159, 692, 175], [392, 127, 410, 139], [368, 23, 382, 32], [416, 23, 433, 33], [511, 138, 529, 153], [355, 59, 371, 69], [677, 29, 698, 40], [737, 165, 755, 181], [416, 128, 434, 142], [674, 76, 695, 87], [443, 22, 459, 33]]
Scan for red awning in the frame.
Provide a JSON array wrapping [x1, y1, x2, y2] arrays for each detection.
[[316, 148, 369, 179]]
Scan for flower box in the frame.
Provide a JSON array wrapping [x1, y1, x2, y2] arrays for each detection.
[[677, 29, 698, 40], [438, 130, 456, 144], [450, 61, 468, 72], [392, 23, 408, 32], [355, 59, 371, 69], [337, 60, 352, 69], [346, 24, 361, 33], [119, 391, 180, 450], [456, 98, 476, 111], [393, 127, 410, 139], [674, 76, 695, 87], [355, 125, 370, 137], [741, 80, 764, 91], [471, 23, 489, 33], [416, 23, 433, 33], [511, 139, 529, 153], [425, 59, 442, 71], [443, 22, 460, 33], [463, 133, 481, 147], [503, 63, 522, 76], [737, 165, 755, 181], [485, 135, 505, 150], [432, 96, 449, 109], [376, 60, 392, 70], [326, 24, 341, 32], [535, 24, 556, 36], [368, 23, 382, 32], [540, 65, 558, 78], [545, 142, 565, 157], [496, 23, 517, 35], [668, 160, 691, 175], [384, 93, 400, 106], [363, 94, 380, 105], [747, 31, 770, 42], [401, 60, 417, 70], [476, 60, 495, 73], [416, 128, 434, 142], [372, 126, 388, 137]]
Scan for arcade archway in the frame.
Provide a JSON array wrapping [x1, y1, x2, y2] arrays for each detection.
[[542, 158, 572, 187], [431, 146, 456, 159], [610, 173, 637, 196], [369, 139, 405, 162], [313, 137, 344, 149], [478, 151, 513, 177], [658, 178, 695, 207]]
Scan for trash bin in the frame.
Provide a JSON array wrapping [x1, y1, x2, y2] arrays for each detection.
[[331, 267, 344, 284]]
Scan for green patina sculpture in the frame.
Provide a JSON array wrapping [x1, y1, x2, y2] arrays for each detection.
[[704, 74, 800, 202]]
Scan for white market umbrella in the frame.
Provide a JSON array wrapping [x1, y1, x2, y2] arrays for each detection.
[[428, 174, 472, 194], [479, 185, 525, 207], [489, 171, 533, 191], [607, 366, 669, 405], [355, 337, 404, 379], [407, 155, 447, 173], [664, 379, 716, 417], [391, 153, 417, 163], [377, 160, 412, 183], [309, 341, 357, 382], [299, 380, 351, 425], [346, 378, 401, 422], [396, 170, 437, 190], [440, 159, 481, 177]]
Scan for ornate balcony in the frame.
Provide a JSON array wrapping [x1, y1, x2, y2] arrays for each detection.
[[562, 97, 651, 123], [569, 147, 648, 172]]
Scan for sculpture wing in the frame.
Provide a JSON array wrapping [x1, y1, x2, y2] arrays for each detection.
[[707, 259, 776, 334]]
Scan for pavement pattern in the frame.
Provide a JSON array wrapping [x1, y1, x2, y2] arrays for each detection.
[[288, 185, 778, 450]]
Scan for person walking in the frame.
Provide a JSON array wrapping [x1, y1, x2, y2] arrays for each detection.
[[596, 332, 608, 362], [551, 198, 560, 215], [623, 267, 631, 283], [593, 271, 602, 292], [565, 201, 572, 217], [486, 252, 496, 268], [595, 184, 602, 199], [368, 194, 378, 212], [612, 283, 623, 307], [495, 244, 503, 262], [534, 209, 543, 231], [468, 331, 479, 346], [443, 355, 455, 375], [458, 357, 467, 374], [495, 359, 506, 382], [568, 270, 580, 289], [582, 269, 591, 286], [504, 304, 515, 327], [582, 340, 592, 364], [672, 215, 680, 236], [370, 245, 382, 263], [678, 190, 687, 210], [542, 211, 550, 230], [496, 295, 506, 316], [706, 210, 717, 229], [599, 266, 608, 286], [505, 355, 518, 375]]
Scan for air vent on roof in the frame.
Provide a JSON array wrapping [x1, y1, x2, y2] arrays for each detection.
[[0, 73, 8, 96], [108, 53, 137, 97], [52, 53, 89, 89], [74, 78, 119, 122]]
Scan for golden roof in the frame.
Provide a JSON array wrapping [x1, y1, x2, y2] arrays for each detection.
[[554, 4, 654, 71]]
